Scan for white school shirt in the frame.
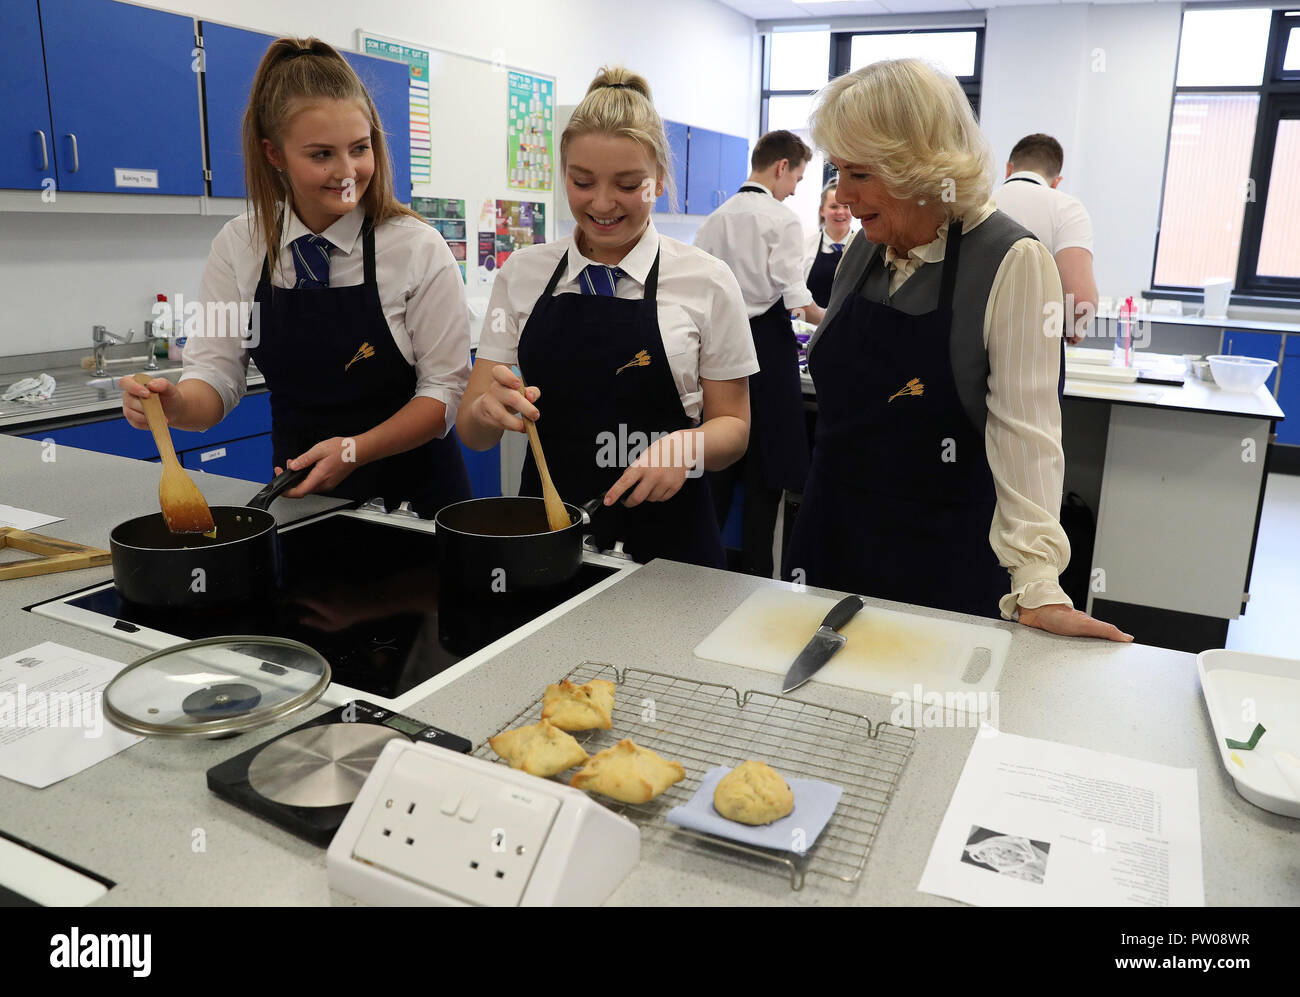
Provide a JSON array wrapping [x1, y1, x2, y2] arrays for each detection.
[[802, 227, 855, 280], [993, 172, 1094, 255], [182, 206, 471, 435], [692, 181, 814, 317], [879, 201, 1072, 619], [475, 220, 758, 424]]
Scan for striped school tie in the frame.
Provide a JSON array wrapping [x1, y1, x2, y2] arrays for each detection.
[[291, 234, 332, 289], [831, 242, 844, 252], [579, 264, 626, 296]]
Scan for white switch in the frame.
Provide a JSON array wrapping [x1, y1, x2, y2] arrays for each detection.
[[458, 797, 481, 822], [440, 792, 462, 816]]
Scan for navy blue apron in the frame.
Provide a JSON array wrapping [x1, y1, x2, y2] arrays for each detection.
[[736, 184, 811, 493], [515, 244, 724, 569], [783, 221, 1008, 619], [248, 215, 471, 519], [1003, 177, 1067, 400], [806, 231, 843, 308]]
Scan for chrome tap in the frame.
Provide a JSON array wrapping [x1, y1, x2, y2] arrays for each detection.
[[141, 321, 161, 371], [91, 324, 134, 376]]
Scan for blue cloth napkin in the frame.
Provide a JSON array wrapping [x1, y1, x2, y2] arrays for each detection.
[[665, 765, 843, 853]]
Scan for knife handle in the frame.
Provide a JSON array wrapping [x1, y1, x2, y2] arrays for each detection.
[[821, 595, 865, 632]]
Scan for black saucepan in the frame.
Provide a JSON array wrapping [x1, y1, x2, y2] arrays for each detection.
[[110, 468, 310, 609], [434, 495, 604, 595]]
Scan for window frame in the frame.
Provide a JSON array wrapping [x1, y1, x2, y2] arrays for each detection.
[[1151, 9, 1300, 302], [759, 26, 984, 136]]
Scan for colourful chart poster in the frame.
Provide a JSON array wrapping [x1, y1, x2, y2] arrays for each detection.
[[361, 33, 431, 185], [413, 196, 468, 282], [507, 71, 553, 191], [477, 199, 547, 284]]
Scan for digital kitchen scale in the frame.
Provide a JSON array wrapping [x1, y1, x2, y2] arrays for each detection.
[[206, 699, 472, 846]]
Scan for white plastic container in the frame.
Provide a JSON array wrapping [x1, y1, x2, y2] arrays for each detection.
[[1202, 278, 1232, 318], [1206, 355, 1276, 393]]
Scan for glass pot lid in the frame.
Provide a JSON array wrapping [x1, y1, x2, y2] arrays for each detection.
[[103, 636, 331, 738]]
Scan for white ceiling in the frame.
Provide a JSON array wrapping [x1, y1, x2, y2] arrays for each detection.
[[724, 0, 1198, 19]]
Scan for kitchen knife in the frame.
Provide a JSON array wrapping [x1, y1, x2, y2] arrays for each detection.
[[781, 596, 865, 693]]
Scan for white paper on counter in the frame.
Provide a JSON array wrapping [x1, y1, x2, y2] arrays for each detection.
[[0, 505, 63, 530], [0, 642, 142, 789], [918, 727, 1204, 907]]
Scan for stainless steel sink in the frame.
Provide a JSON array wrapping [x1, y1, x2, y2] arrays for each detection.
[[1, 356, 262, 428]]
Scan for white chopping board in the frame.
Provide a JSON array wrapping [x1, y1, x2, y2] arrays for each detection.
[[694, 588, 1010, 700]]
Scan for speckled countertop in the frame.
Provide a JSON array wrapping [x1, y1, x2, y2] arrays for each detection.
[[0, 434, 1295, 906]]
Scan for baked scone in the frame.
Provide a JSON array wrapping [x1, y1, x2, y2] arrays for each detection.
[[541, 679, 615, 731], [713, 761, 795, 825], [488, 719, 589, 777], [569, 739, 685, 803]]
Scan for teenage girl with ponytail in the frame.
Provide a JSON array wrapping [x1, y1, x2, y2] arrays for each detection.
[[120, 37, 471, 516], [459, 67, 757, 568]]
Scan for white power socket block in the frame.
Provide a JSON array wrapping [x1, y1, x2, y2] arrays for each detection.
[[327, 740, 640, 906]]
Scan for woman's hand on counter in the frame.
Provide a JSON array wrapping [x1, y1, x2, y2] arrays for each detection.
[[1017, 603, 1134, 642]]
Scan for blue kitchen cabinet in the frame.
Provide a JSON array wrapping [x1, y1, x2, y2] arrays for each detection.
[[460, 438, 501, 498], [655, 120, 689, 214], [0, 0, 56, 191], [1223, 331, 1284, 394], [19, 392, 272, 461], [683, 127, 749, 215], [180, 433, 273, 482], [1276, 357, 1300, 446], [685, 126, 721, 215], [40, 0, 205, 195], [20, 415, 160, 460], [201, 21, 275, 199], [718, 133, 750, 199], [343, 50, 411, 204]]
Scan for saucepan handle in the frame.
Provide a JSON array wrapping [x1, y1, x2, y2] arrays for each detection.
[[246, 467, 312, 511]]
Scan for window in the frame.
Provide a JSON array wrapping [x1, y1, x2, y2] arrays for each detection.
[[1153, 9, 1300, 299], [760, 27, 984, 235]]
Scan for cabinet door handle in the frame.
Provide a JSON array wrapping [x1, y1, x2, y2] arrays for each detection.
[[34, 130, 48, 171], [66, 133, 79, 173]]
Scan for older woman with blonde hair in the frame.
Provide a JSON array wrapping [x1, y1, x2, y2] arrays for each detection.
[[783, 59, 1128, 640]]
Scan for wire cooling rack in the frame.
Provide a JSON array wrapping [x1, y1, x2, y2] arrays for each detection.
[[472, 662, 916, 891]]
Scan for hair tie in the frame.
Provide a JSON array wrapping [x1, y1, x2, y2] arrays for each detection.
[[604, 82, 631, 90]]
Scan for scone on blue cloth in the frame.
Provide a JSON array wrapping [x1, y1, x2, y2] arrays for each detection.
[[667, 764, 842, 853]]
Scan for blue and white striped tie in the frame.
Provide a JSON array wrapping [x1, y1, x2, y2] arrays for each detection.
[[579, 264, 626, 296], [291, 234, 332, 289]]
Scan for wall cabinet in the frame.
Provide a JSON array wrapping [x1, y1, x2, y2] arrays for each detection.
[[0, 0, 56, 191], [40, 0, 205, 195]]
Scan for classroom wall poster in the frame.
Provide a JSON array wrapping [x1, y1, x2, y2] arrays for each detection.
[[413, 196, 468, 282], [507, 71, 553, 191], [477, 198, 547, 285], [360, 32, 431, 185]]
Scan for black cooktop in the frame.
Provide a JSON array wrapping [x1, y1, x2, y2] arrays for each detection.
[[57, 514, 618, 700]]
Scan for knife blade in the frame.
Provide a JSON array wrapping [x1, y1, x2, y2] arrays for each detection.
[[781, 595, 865, 693]]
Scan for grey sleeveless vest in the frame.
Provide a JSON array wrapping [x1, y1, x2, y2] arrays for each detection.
[[809, 210, 1039, 434]]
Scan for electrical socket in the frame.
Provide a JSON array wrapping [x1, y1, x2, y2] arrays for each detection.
[[329, 741, 640, 906], [350, 748, 560, 906]]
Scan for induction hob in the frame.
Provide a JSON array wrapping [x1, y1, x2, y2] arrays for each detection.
[[27, 506, 636, 712]]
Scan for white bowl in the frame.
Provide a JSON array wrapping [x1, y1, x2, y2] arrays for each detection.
[[1206, 355, 1276, 393]]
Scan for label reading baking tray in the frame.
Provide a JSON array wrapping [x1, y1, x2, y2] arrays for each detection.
[[199, 447, 226, 462], [113, 168, 159, 189]]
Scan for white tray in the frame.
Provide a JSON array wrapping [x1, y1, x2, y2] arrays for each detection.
[[1196, 649, 1300, 818]]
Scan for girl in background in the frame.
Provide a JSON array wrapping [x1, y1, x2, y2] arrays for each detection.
[[803, 180, 854, 308], [121, 37, 471, 516]]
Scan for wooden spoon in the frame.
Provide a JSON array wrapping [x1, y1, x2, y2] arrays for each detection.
[[133, 373, 216, 535], [517, 374, 570, 532]]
